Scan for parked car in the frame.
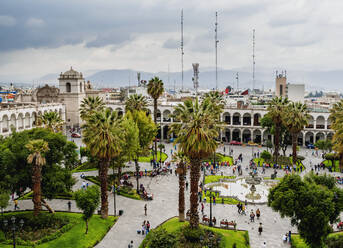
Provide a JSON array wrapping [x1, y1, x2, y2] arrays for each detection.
[[307, 143, 315, 149], [229, 140, 242, 146], [71, 133, 81, 138]]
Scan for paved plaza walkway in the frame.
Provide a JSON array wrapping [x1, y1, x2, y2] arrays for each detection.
[[5, 143, 342, 248]]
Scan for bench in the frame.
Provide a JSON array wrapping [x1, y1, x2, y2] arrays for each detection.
[[220, 220, 236, 229]]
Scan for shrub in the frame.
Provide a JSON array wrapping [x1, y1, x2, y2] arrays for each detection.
[[0, 231, 5, 242], [260, 150, 271, 160], [181, 226, 205, 243], [327, 234, 343, 248], [142, 228, 176, 248]]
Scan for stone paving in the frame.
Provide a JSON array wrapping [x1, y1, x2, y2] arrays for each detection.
[[4, 143, 342, 248]]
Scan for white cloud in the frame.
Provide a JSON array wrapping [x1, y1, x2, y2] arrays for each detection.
[[25, 18, 45, 28], [0, 15, 16, 27]]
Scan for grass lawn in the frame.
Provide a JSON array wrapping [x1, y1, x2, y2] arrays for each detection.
[[204, 175, 236, 184], [253, 158, 305, 171], [0, 212, 116, 248], [138, 151, 168, 163], [140, 217, 250, 248], [203, 153, 234, 165], [323, 160, 340, 172], [292, 232, 343, 248]]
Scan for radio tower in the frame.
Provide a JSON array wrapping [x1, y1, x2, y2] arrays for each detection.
[[215, 12, 219, 90], [252, 29, 256, 94], [181, 9, 184, 90]]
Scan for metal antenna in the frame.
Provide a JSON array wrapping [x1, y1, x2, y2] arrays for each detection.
[[215, 12, 219, 90], [181, 9, 184, 90], [252, 29, 256, 94]]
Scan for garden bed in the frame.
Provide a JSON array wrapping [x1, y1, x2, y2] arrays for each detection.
[[139, 217, 250, 248], [0, 211, 116, 248]]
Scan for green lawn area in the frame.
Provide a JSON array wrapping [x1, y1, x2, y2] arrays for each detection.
[[140, 217, 250, 248], [0, 212, 116, 248], [203, 153, 234, 165], [72, 151, 168, 172], [204, 175, 236, 184], [323, 160, 340, 172], [292, 232, 343, 248]]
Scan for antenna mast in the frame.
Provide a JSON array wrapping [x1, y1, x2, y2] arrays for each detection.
[[215, 12, 219, 90], [181, 9, 184, 90], [236, 72, 239, 92], [252, 29, 256, 94]]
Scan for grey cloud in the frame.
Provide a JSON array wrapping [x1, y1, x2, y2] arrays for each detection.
[[0, 15, 16, 27], [163, 38, 179, 49]]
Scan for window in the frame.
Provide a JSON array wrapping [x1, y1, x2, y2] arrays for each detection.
[[80, 82, 82, 92], [280, 85, 283, 96], [66, 82, 71, 93]]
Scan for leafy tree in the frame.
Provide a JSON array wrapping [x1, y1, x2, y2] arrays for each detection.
[[203, 91, 225, 118], [80, 96, 105, 121], [125, 94, 148, 113], [266, 97, 289, 163], [26, 139, 49, 216], [283, 102, 309, 163], [268, 173, 343, 248], [36, 111, 64, 133], [260, 150, 271, 161], [171, 98, 221, 229], [0, 189, 9, 215], [315, 139, 333, 153], [147, 77, 164, 157], [330, 100, 343, 170], [128, 110, 157, 192], [82, 108, 122, 219], [172, 152, 189, 222], [74, 185, 100, 234], [0, 128, 76, 213]]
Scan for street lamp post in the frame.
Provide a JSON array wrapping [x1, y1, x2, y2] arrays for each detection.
[[3, 216, 24, 248], [209, 191, 213, 227], [113, 185, 116, 217]]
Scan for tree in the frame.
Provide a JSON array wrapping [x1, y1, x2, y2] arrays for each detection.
[[268, 173, 343, 248], [125, 94, 148, 113], [315, 139, 332, 153], [0, 189, 9, 215], [202, 91, 225, 118], [147, 77, 164, 157], [172, 152, 189, 222], [158, 143, 165, 164], [283, 102, 309, 164], [171, 98, 221, 229], [82, 108, 122, 219], [260, 150, 271, 161], [0, 128, 77, 212], [80, 96, 105, 121], [128, 110, 157, 192], [265, 97, 289, 163], [74, 185, 100, 234], [26, 139, 49, 216], [330, 100, 343, 170], [37, 112, 64, 133]]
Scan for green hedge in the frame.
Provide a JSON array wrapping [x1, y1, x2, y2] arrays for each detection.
[[18, 191, 74, 200]]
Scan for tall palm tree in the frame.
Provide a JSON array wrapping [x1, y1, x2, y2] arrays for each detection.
[[147, 77, 164, 157], [203, 90, 225, 117], [330, 100, 343, 170], [267, 97, 289, 163], [125, 94, 148, 113], [172, 151, 189, 222], [283, 102, 309, 164], [171, 98, 220, 229], [82, 108, 122, 219], [80, 96, 105, 121], [37, 112, 64, 133], [25, 139, 49, 216]]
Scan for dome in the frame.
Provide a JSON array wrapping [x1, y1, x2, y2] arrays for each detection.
[[59, 66, 83, 79]]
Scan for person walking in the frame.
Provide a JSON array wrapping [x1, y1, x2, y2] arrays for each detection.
[[185, 181, 189, 191], [258, 223, 263, 235], [201, 202, 204, 214], [128, 240, 134, 248], [256, 208, 261, 219], [213, 196, 216, 205], [144, 204, 147, 216], [146, 221, 150, 234], [67, 201, 72, 212], [250, 210, 255, 222], [14, 199, 19, 210]]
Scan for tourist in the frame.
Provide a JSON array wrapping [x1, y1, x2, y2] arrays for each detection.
[[186, 181, 189, 190], [256, 208, 261, 219], [141, 221, 146, 235], [282, 233, 288, 243], [146, 221, 150, 234], [128, 240, 134, 248], [241, 204, 246, 215], [250, 210, 255, 222], [261, 241, 266, 248], [67, 201, 72, 211], [144, 204, 147, 216], [14, 199, 19, 210], [288, 231, 292, 243], [237, 202, 241, 214], [212, 216, 217, 226], [213, 196, 216, 205], [258, 223, 263, 235], [201, 202, 204, 214]]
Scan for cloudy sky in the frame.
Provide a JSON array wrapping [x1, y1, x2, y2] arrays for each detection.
[[0, 0, 343, 83]]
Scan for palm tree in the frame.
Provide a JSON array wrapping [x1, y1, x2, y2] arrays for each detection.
[[203, 90, 225, 117], [330, 100, 343, 170], [172, 151, 189, 222], [25, 139, 49, 216], [147, 77, 164, 157], [125, 94, 148, 113], [82, 108, 122, 219], [171, 98, 220, 229], [283, 102, 309, 164], [80, 96, 105, 121], [267, 97, 289, 163], [37, 112, 64, 133]]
